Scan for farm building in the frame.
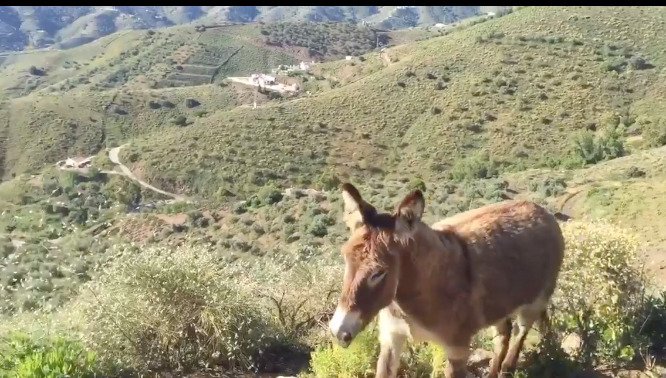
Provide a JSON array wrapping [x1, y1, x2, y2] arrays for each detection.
[[250, 73, 277, 86]]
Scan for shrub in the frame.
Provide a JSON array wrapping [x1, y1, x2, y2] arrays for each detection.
[[310, 326, 379, 377], [549, 221, 648, 368], [401, 343, 447, 377], [187, 209, 209, 228], [642, 118, 666, 147], [102, 175, 141, 208], [0, 332, 98, 377], [638, 292, 666, 359], [308, 216, 330, 237], [449, 153, 499, 181], [628, 56, 651, 70], [572, 127, 625, 165], [171, 115, 187, 126], [28, 66, 45, 76], [76, 245, 275, 373], [518, 221, 664, 376], [257, 184, 284, 205], [625, 166, 646, 178], [318, 171, 341, 191], [529, 177, 567, 198], [601, 59, 626, 73], [309, 327, 447, 377], [251, 253, 342, 345], [408, 178, 427, 192]]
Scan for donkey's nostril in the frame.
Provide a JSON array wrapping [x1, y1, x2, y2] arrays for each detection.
[[340, 331, 352, 344]]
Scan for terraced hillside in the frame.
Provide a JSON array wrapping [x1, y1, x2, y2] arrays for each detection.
[[0, 24, 301, 179], [121, 7, 666, 200]]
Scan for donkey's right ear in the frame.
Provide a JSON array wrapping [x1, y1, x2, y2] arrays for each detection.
[[341, 183, 376, 231]]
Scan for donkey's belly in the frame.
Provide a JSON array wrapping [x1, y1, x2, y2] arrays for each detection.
[[406, 317, 440, 344]]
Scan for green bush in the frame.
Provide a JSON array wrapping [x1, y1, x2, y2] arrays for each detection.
[[408, 178, 427, 192], [251, 253, 342, 346], [529, 177, 567, 198], [549, 221, 649, 368], [0, 332, 98, 378], [642, 118, 666, 147], [257, 184, 284, 205], [102, 175, 141, 207], [625, 166, 646, 178], [309, 327, 447, 377], [517, 221, 665, 377], [449, 153, 499, 181], [318, 171, 341, 191], [171, 115, 188, 126], [638, 292, 666, 358], [76, 245, 275, 373], [310, 327, 379, 378], [401, 343, 447, 377], [308, 216, 332, 237], [628, 56, 651, 70], [572, 127, 625, 165]]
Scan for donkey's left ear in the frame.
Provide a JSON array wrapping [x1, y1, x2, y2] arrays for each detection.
[[394, 190, 425, 237], [341, 182, 377, 231]]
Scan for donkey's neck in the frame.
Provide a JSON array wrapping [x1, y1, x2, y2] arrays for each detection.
[[394, 222, 470, 317]]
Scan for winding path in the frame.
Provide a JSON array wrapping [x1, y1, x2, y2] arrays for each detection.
[[109, 145, 187, 201]]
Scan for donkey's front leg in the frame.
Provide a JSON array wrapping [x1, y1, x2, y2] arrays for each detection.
[[376, 306, 409, 378]]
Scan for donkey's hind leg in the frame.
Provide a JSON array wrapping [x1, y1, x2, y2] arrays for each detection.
[[487, 317, 512, 378], [500, 299, 547, 374]]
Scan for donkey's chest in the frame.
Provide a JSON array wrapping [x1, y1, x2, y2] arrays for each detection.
[[395, 289, 477, 343], [380, 302, 442, 344]]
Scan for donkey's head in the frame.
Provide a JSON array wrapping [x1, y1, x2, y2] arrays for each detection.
[[329, 183, 425, 347]]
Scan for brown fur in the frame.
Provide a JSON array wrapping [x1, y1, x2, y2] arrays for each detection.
[[332, 183, 565, 378]]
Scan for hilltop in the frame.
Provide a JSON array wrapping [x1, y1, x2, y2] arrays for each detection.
[[0, 6, 508, 53]]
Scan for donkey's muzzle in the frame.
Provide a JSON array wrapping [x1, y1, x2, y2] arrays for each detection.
[[328, 305, 361, 348]]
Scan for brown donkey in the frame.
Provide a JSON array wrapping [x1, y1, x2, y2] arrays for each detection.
[[328, 183, 565, 378]]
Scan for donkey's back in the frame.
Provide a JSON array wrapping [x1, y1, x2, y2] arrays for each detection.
[[433, 199, 565, 330]]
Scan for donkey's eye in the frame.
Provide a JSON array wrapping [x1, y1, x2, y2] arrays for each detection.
[[367, 270, 386, 287]]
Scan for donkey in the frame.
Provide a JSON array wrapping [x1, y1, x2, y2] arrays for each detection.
[[328, 183, 565, 378]]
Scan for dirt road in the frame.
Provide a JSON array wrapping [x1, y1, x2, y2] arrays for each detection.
[[109, 145, 187, 201]]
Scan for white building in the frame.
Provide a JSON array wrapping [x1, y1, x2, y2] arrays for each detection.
[[299, 61, 310, 71], [262, 75, 276, 85], [251, 73, 277, 86]]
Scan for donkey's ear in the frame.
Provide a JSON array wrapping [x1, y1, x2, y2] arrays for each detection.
[[394, 190, 425, 238], [341, 183, 376, 231]]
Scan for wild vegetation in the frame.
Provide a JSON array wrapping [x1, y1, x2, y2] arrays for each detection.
[[260, 22, 387, 59], [1, 5, 666, 378]]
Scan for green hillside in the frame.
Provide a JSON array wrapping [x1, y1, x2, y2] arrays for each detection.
[[121, 6, 666, 199], [0, 24, 301, 179], [0, 21, 444, 180]]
